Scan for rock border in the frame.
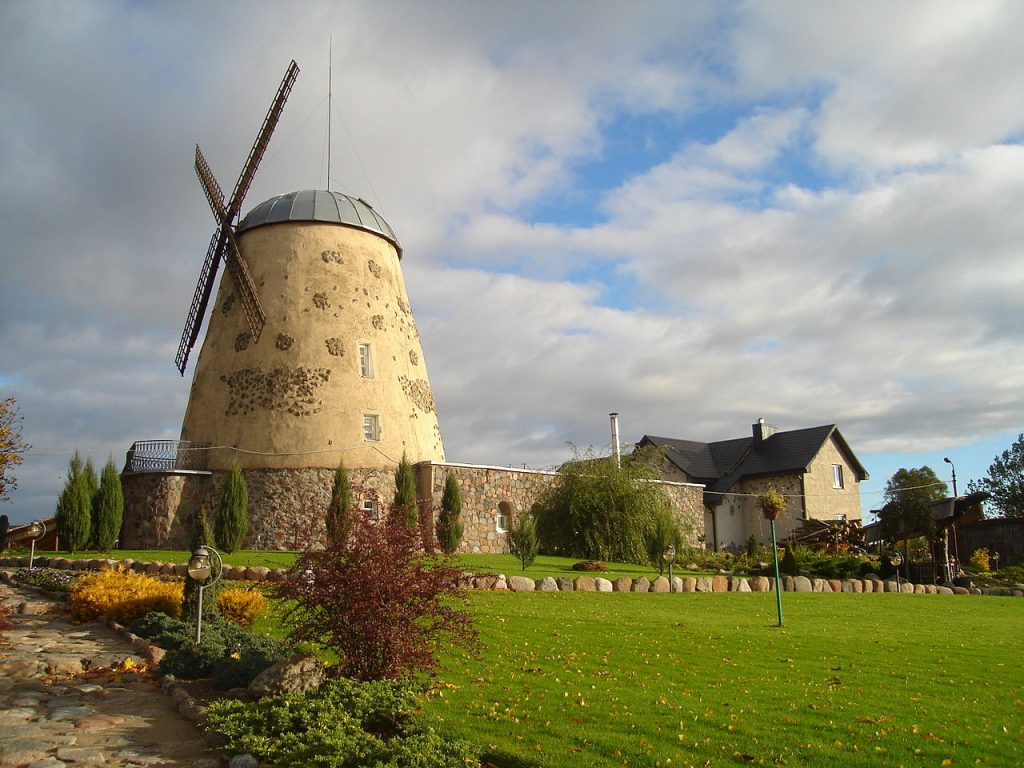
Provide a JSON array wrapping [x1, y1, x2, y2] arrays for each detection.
[[2, 556, 1020, 598]]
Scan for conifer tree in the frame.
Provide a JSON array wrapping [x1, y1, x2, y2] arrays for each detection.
[[55, 451, 92, 553], [92, 457, 123, 550], [84, 458, 100, 547], [436, 472, 464, 555], [390, 453, 418, 528], [215, 459, 248, 553], [326, 460, 354, 546]]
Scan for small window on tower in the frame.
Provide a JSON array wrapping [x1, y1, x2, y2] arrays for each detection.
[[497, 501, 513, 533], [362, 499, 379, 521], [359, 343, 373, 378], [363, 414, 380, 442], [832, 464, 844, 489]]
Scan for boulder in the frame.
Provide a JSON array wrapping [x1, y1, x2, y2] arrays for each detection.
[[936, 585, 954, 595], [507, 575, 536, 592], [735, 578, 751, 593], [574, 576, 596, 592], [924, 584, 937, 594], [493, 575, 508, 591], [631, 577, 651, 593], [711, 575, 729, 593], [827, 579, 842, 593], [811, 578, 826, 592], [671, 577, 683, 593], [594, 577, 613, 592], [883, 580, 899, 593], [840, 580, 855, 593], [144, 561, 163, 575], [556, 576, 575, 592], [227, 566, 248, 581], [748, 576, 770, 593], [72, 559, 93, 571], [269, 568, 289, 582], [913, 584, 927, 594], [695, 577, 713, 593], [612, 577, 632, 592], [952, 586, 970, 595], [248, 654, 326, 699], [474, 575, 498, 591], [536, 577, 559, 592], [793, 576, 812, 593], [681, 577, 697, 593], [650, 576, 670, 593], [229, 754, 260, 768], [247, 566, 270, 582], [782, 575, 795, 592]]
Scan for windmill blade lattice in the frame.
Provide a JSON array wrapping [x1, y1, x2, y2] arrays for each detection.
[[175, 60, 300, 375]]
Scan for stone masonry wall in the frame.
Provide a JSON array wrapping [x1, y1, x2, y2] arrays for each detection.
[[122, 463, 705, 554]]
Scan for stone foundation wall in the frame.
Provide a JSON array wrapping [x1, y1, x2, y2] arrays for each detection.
[[121, 462, 706, 554], [417, 462, 705, 555]]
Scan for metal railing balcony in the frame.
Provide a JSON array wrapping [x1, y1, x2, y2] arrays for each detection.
[[123, 440, 211, 474]]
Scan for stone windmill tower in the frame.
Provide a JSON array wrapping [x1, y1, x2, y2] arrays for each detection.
[[175, 61, 445, 477]]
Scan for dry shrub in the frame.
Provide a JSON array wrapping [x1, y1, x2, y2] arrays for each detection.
[[217, 587, 268, 627], [70, 568, 183, 624]]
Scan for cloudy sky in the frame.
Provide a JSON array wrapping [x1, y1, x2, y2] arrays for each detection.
[[2, 1, 1022, 525]]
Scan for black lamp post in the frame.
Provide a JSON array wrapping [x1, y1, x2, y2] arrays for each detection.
[[890, 550, 904, 591], [992, 551, 1000, 572], [943, 457, 958, 497], [187, 545, 223, 644], [663, 545, 676, 592]]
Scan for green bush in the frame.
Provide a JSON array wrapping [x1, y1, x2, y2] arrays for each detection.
[[325, 461, 353, 547], [645, 509, 683, 575], [781, 543, 799, 576], [130, 612, 288, 690], [435, 472, 464, 555], [206, 678, 480, 768]]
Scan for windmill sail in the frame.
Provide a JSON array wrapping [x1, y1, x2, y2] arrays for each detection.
[[175, 60, 300, 376]]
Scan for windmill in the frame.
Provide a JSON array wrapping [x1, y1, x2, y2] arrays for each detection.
[[175, 60, 300, 375]]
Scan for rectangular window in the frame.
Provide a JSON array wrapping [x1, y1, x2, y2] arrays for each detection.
[[496, 512, 509, 533], [362, 499, 379, 521], [359, 343, 373, 378], [832, 464, 844, 489], [363, 414, 380, 442]]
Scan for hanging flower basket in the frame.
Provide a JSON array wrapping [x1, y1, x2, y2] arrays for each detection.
[[758, 489, 785, 521]]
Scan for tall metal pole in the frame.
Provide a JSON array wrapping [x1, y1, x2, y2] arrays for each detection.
[[194, 584, 205, 644], [770, 519, 783, 627]]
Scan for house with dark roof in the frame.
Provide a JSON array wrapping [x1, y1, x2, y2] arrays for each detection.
[[637, 420, 868, 551]]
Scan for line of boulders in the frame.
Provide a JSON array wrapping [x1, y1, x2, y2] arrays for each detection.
[[0, 556, 286, 583], [462, 572, 1024, 597], [3, 556, 1020, 597]]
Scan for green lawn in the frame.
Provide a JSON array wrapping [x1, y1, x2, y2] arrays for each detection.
[[421, 592, 1024, 768]]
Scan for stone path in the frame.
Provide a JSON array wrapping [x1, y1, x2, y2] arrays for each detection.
[[0, 582, 218, 768]]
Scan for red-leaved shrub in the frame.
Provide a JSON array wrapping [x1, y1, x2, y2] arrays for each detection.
[[276, 512, 477, 681]]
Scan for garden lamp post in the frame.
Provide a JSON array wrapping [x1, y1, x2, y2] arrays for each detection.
[[890, 550, 904, 591], [992, 551, 1000, 572], [663, 544, 676, 592], [187, 545, 223, 644], [759, 490, 785, 627], [27, 520, 46, 571]]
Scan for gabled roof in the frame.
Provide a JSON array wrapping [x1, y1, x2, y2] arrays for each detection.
[[639, 423, 868, 500]]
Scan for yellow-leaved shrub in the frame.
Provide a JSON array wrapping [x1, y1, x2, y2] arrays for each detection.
[[217, 587, 268, 627], [70, 568, 183, 624]]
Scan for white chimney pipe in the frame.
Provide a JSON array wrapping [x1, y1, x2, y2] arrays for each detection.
[[609, 412, 621, 469]]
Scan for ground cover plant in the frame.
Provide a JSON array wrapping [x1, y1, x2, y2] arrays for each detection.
[[421, 592, 1024, 768]]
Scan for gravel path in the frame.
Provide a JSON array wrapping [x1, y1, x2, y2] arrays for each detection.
[[0, 582, 219, 768]]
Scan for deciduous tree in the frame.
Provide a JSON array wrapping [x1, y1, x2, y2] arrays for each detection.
[[967, 434, 1024, 518], [277, 513, 477, 681], [0, 397, 30, 503], [508, 511, 539, 571], [532, 446, 676, 565], [879, 466, 947, 541]]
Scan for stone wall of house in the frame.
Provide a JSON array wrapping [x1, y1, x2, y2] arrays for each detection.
[[121, 462, 706, 554], [418, 462, 705, 555]]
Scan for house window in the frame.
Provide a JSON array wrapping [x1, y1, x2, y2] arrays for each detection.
[[832, 464, 844, 489], [835, 514, 847, 521], [362, 499, 379, 521], [363, 414, 380, 442], [359, 343, 373, 378], [497, 501, 512, 533]]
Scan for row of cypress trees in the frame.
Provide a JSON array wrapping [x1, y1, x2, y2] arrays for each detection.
[[55, 451, 123, 552]]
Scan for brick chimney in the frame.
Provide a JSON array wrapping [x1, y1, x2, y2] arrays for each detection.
[[752, 418, 777, 445]]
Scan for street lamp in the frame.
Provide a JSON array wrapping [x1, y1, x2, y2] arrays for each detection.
[[663, 545, 676, 592], [943, 457, 958, 497], [187, 545, 223, 644], [890, 550, 904, 591], [27, 520, 46, 570], [992, 551, 1000, 572]]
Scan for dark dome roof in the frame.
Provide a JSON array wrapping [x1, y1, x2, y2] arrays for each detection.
[[237, 190, 402, 256]]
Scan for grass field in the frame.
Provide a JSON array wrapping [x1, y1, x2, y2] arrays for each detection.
[[419, 592, 1024, 768]]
